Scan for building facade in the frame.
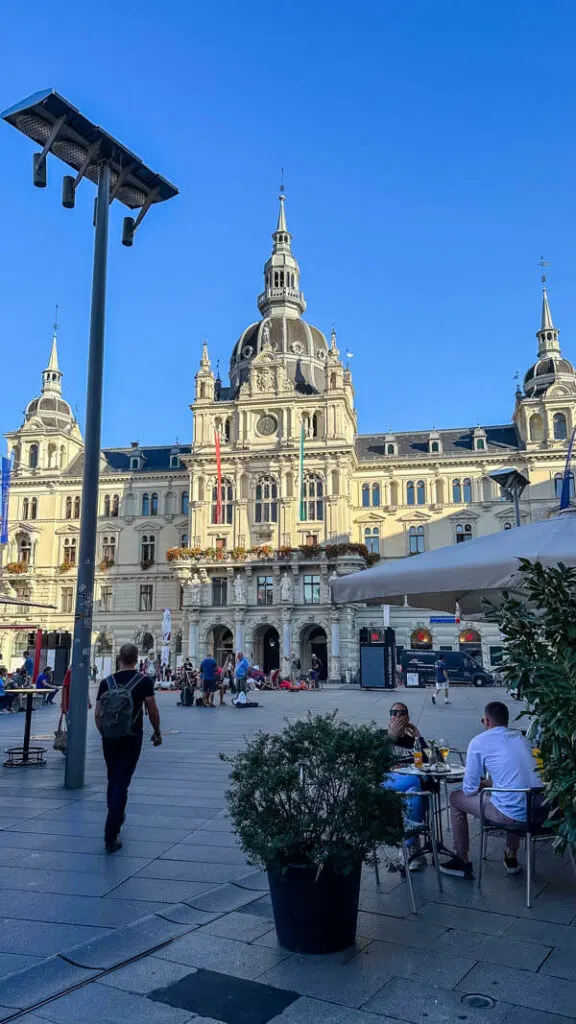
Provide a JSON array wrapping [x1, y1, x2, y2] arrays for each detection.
[[2, 196, 576, 677]]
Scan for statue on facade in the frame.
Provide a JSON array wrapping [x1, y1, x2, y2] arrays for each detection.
[[234, 574, 246, 604], [189, 573, 201, 605], [280, 573, 293, 603], [261, 321, 271, 347]]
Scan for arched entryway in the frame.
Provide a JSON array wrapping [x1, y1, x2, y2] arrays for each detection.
[[300, 624, 328, 679], [410, 628, 433, 650], [252, 625, 280, 674], [140, 631, 154, 656], [207, 625, 234, 665], [459, 628, 482, 663]]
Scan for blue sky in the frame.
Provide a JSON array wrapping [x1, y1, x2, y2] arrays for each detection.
[[2, 0, 576, 447]]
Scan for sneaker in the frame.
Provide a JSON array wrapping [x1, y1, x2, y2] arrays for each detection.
[[504, 853, 520, 875], [439, 855, 473, 879], [408, 853, 427, 872], [431, 693, 436, 705], [444, 699, 451, 704], [105, 839, 123, 854]]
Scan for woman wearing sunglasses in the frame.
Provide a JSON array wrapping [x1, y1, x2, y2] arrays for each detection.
[[382, 703, 429, 870]]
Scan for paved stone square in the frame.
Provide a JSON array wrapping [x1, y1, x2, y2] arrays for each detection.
[[0, 684, 574, 1022]]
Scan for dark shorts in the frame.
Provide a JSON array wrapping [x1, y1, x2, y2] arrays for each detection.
[[202, 679, 217, 694]]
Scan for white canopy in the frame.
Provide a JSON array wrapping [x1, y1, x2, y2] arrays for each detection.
[[331, 510, 576, 617]]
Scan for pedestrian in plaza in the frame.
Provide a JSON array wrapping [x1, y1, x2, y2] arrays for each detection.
[[23, 650, 34, 684], [200, 652, 218, 707], [290, 652, 301, 684], [432, 653, 451, 705], [440, 701, 542, 879], [35, 665, 56, 704], [234, 651, 250, 693], [95, 642, 162, 853], [222, 654, 235, 693]]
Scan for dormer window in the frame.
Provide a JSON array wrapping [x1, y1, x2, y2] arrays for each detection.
[[130, 456, 139, 470], [170, 455, 180, 468], [386, 444, 395, 456]]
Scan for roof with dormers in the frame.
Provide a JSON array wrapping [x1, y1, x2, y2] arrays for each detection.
[[356, 425, 520, 462]]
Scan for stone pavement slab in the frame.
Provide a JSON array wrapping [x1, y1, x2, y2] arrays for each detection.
[[259, 949, 391, 1009], [505, 917, 576, 948], [0, 954, 41, 980], [63, 913, 193, 969], [0, 956, 98, 1012], [356, 911, 448, 947], [269, 997, 402, 1024], [96, 955, 197, 994], [456, 963, 576, 1018], [0, 918, 110, 957], [199, 911, 277, 943], [434, 927, 552, 970], [22, 983, 194, 1023], [106, 877, 216, 903], [0, 889, 168, 927], [347, 939, 475, 987], [364, 976, 513, 1024], [155, 931, 289, 979], [502, 1007, 576, 1024], [135, 858, 249, 883]]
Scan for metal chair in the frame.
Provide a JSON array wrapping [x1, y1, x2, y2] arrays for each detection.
[[477, 787, 549, 908], [375, 790, 443, 913]]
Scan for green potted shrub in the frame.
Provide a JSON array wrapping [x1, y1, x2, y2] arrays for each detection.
[[221, 712, 403, 954], [496, 559, 576, 855]]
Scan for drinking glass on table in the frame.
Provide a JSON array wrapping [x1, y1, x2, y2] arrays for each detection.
[[438, 738, 450, 763]]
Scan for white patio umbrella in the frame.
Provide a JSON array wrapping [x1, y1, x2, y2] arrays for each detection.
[[161, 608, 172, 666], [331, 510, 576, 617]]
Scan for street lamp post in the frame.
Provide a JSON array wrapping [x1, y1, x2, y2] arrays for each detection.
[[488, 468, 530, 528], [2, 90, 178, 788]]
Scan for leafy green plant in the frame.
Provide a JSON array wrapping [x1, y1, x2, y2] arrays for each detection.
[[220, 712, 403, 874], [494, 559, 576, 853]]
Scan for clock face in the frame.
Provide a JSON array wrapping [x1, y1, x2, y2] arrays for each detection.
[[257, 414, 278, 436]]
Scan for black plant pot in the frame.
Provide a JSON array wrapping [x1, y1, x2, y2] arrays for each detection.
[[268, 859, 362, 954]]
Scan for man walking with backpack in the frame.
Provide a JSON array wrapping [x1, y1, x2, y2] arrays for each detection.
[[433, 653, 451, 705], [95, 643, 162, 853]]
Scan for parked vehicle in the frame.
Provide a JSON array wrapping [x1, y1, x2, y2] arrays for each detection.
[[400, 649, 493, 688]]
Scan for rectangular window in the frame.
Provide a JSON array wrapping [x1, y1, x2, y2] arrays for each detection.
[[303, 574, 321, 604], [257, 575, 274, 606], [139, 584, 153, 612], [100, 586, 113, 612], [489, 646, 503, 667], [215, 537, 226, 551], [212, 577, 227, 606], [305, 533, 318, 546], [61, 587, 74, 613], [179, 585, 184, 610]]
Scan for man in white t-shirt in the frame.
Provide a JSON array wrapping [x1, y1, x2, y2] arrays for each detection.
[[440, 701, 542, 879]]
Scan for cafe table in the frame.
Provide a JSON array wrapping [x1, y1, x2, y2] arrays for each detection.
[[3, 688, 48, 767], [394, 762, 465, 858]]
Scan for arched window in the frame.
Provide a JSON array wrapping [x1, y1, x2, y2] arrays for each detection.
[[408, 526, 425, 555], [112, 494, 119, 517], [452, 478, 462, 503], [63, 537, 77, 564], [555, 472, 575, 499], [312, 413, 319, 438], [463, 478, 472, 503], [530, 414, 544, 442], [255, 476, 278, 523], [102, 535, 116, 564], [150, 492, 159, 516], [430, 441, 440, 453], [30, 498, 37, 520], [456, 523, 473, 543], [406, 481, 415, 506], [386, 443, 395, 455], [18, 535, 32, 564], [503, 522, 513, 531], [181, 490, 189, 515], [362, 484, 370, 508], [364, 527, 380, 555], [142, 492, 150, 516], [104, 495, 111, 517], [65, 496, 72, 520], [180, 532, 189, 548], [211, 478, 234, 525], [29, 444, 38, 469], [302, 474, 324, 521], [330, 373, 337, 389], [416, 480, 426, 505], [224, 417, 231, 442], [476, 438, 485, 450], [73, 496, 81, 519], [141, 535, 155, 564], [22, 498, 29, 520], [372, 483, 381, 507], [553, 412, 568, 440]]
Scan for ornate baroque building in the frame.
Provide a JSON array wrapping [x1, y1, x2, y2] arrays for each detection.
[[2, 196, 576, 677]]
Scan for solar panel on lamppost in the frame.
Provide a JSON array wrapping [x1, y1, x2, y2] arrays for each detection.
[[2, 89, 178, 789]]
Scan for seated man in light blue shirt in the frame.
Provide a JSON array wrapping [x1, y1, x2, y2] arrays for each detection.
[[441, 701, 541, 879]]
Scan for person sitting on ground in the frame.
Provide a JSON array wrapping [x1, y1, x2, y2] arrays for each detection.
[[381, 702, 428, 871], [440, 700, 542, 879]]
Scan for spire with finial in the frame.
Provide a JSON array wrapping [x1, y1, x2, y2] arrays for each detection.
[[258, 185, 306, 319], [536, 259, 561, 358], [42, 305, 63, 395], [200, 337, 211, 370]]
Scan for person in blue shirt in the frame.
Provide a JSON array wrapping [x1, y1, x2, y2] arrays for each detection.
[[24, 651, 34, 682], [35, 666, 56, 704], [234, 652, 250, 694], [0, 669, 14, 713], [199, 654, 218, 707], [433, 654, 451, 705]]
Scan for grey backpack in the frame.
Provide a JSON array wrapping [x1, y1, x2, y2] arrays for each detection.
[[99, 673, 143, 739]]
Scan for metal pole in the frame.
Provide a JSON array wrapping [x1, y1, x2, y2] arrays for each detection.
[[512, 485, 521, 528], [65, 162, 110, 789]]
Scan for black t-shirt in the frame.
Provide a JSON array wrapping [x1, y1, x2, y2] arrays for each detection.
[[97, 670, 155, 736]]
